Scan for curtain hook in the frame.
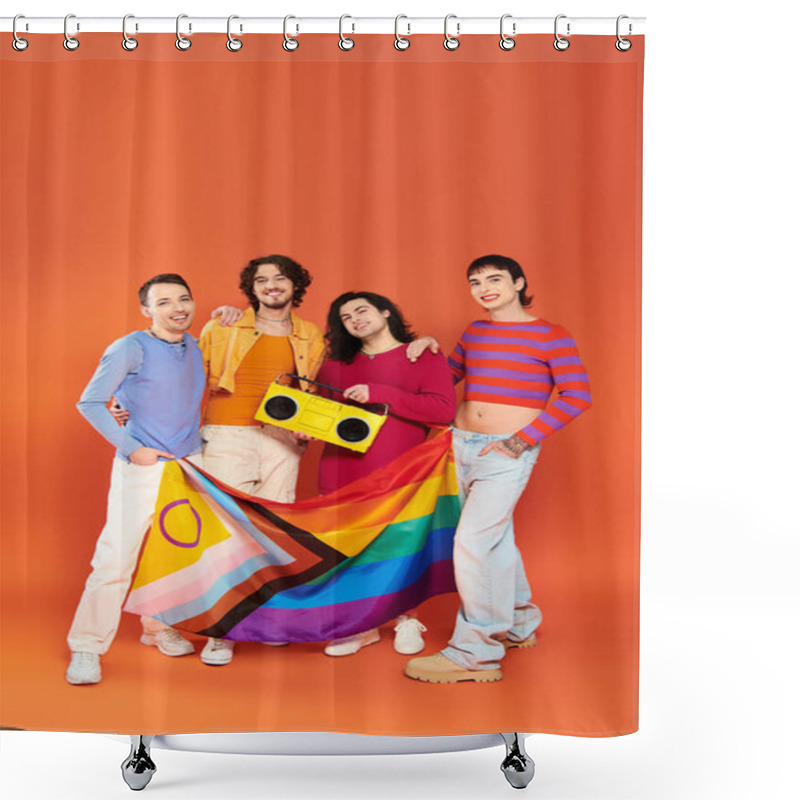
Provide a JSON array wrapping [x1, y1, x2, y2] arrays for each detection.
[[283, 15, 299, 51], [339, 14, 355, 51], [394, 15, 411, 51], [615, 14, 632, 51], [554, 14, 570, 51], [176, 14, 192, 51], [443, 14, 460, 51], [12, 14, 29, 51], [122, 14, 139, 51], [63, 13, 80, 51], [227, 15, 243, 51], [499, 14, 516, 51]]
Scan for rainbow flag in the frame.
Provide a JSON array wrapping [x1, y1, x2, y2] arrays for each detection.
[[124, 431, 459, 642]]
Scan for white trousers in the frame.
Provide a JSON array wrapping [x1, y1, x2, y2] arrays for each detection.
[[201, 424, 305, 503], [67, 456, 197, 655]]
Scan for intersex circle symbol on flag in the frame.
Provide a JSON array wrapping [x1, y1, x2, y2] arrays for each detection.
[[159, 499, 202, 548]]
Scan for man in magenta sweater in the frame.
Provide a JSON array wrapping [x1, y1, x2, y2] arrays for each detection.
[[315, 291, 457, 656]]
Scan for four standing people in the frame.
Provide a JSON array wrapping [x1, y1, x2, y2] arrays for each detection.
[[67, 254, 591, 685]]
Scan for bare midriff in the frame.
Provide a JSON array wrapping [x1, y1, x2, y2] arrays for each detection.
[[454, 400, 543, 436]]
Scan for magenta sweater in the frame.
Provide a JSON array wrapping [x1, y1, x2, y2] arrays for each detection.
[[316, 347, 456, 494]]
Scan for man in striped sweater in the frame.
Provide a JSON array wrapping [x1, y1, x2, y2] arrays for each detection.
[[404, 255, 592, 684]]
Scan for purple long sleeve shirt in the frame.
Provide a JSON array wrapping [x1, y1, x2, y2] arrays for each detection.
[[77, 331, 205, 461]]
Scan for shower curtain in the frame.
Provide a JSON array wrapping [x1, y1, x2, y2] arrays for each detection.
[[0, 30, 643, 737]]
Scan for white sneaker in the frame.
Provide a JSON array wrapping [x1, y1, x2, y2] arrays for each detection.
[[66, 652, 101, 685], [393, 616, 427, 655], [200, 638, 235, 666], [140, 628, 195, 657], [324, 628, 380, 657]]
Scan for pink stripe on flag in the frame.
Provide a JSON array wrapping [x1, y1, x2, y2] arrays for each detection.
[[126, 539, 266, 614]]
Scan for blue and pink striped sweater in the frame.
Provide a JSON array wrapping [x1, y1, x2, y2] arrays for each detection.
[[447, 319, 592, 445]]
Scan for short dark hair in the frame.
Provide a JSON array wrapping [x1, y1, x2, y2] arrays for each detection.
[[239, 255, 312, 310], [138, 274, 192, 306], [466, 254, 532, 307], [325, 292, 416, 364]]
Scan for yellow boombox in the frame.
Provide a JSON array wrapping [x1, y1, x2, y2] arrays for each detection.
[[254, 374, 389, 453]]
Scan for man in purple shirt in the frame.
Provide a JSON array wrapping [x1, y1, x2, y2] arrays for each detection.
[[66, 274, 206, 686]]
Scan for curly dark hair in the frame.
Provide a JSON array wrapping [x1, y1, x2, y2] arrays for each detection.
[[325, 292, 416, 364], [466, 254, 533, 307], [239, 255, 312, 310]]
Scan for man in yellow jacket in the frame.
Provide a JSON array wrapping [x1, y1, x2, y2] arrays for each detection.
[[197, 255, 324, 665]]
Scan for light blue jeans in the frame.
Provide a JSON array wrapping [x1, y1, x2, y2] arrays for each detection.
[[442, 428, 543, 671]]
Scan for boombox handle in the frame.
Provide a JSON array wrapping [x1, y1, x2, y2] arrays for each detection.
[[277, 373, 390, 417]]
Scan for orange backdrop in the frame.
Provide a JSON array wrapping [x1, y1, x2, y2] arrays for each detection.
[[0, 33, 643, 736]]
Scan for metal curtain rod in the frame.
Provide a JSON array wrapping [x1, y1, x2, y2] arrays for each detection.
[[1, 16, 645, 36]]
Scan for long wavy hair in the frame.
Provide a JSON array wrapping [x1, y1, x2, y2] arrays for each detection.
[[325, 292, 416, 364]]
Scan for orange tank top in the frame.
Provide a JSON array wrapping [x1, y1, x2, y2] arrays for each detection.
[[204, 334, 294, 426]]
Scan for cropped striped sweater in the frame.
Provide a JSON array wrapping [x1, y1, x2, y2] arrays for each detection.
[[447, 319, 592, 445]]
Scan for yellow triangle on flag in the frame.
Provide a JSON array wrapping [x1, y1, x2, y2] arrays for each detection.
[[130, 461, 233, 589]]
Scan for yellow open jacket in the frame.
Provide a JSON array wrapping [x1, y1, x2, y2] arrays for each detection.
[[198, 307, 325, 394]]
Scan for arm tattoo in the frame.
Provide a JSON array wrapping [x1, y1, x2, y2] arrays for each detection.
[[498, 435, 532, 457]]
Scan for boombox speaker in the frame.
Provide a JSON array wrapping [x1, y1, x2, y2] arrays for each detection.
[[254, 374, 389, 453]]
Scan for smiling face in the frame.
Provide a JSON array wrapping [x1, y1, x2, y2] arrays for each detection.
[[140, 282, 195, 341], [253, 263, 295, 311], [338, 298, 391, 341], [468, 266, 526, 313]]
